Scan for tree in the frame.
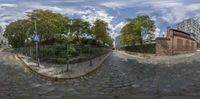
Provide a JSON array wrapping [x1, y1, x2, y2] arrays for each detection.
[[4, 9, 112, 48], [27, 9, 69, 41], [120, 15, 155, 46], [4, 19, 32, 48], [92, 19, 113, 47], [4, 10, 70, 48], [70, 19, 91, 44]]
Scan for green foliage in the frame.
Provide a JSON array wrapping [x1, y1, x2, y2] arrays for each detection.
[[4, 9, 113, 48], [69, 18, 92, 44], [120, 15, 155, 46], [92, 19, 113, 47], [4, 10, 69, 48], [121, 44, 156, 53], [4, 19, 33, 48], [27, 9, 69, 41]]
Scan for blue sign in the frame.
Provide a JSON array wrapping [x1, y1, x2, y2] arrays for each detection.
[[32, 34, 40, 42]]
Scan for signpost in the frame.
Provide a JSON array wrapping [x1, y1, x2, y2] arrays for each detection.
[[32, 34, 40, 42], [32, 20, 40, 67]]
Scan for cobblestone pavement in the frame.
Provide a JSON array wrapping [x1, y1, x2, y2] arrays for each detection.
[[2, 50, 200, 99]]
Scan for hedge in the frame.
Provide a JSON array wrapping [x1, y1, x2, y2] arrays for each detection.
[[121, 44, 156, 54]]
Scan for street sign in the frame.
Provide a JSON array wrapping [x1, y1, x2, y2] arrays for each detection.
[[32, 34, 40, 42]]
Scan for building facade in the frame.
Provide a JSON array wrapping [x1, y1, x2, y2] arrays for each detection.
[[115, 35, 121, 49], [176, 18, 200, 43], [156, 28, 197, 56], [0, 26, 8, 47]]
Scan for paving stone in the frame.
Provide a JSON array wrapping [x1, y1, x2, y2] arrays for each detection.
[[2, 51, 200, 98]]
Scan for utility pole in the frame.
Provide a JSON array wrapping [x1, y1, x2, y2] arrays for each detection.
[[66, 20, 72, 71], [34, 20, 39, 67]]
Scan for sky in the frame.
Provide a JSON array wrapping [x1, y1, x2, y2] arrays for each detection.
[[0, 0, 200, 39]]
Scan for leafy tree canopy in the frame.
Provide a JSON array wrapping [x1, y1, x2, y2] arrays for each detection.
[[120, 15, 155, 46], [4, 9, 113, 48], [92, 19, 113, 47]]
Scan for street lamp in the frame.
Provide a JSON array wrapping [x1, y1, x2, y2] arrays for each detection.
[[88, 25, 93, 66], [66, 19, 73, 72]]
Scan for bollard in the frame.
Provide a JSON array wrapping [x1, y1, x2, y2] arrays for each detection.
[[89, 59, 92, 66], [66, 61, 69, 72], [99, 55, 101, 60]]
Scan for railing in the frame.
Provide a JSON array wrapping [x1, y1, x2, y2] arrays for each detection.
[[15, 44, 110, 64]]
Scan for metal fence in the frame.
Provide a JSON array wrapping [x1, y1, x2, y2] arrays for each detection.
[[15, 44, 110, 64]]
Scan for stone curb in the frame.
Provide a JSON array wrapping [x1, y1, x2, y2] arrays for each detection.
[[0, 48, 5, 52], [17, 52, 111, 81], [118, 50, 149, 59]]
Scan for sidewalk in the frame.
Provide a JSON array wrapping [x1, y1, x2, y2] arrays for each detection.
[[0, 48, 4, 52], [118, 50, 200, 64], [17, 53, 110, 80], [119, 95, 200, 99], [160, 96, 200, 99]]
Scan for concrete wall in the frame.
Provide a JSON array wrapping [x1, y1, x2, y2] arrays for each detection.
[[156, 29, 197, 56]]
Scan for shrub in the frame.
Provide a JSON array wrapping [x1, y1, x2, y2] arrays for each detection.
[[121, 44, 155, 53]]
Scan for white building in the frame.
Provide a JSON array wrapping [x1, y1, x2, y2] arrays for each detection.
[[176, 18, 200, 43], [0, 26, 8, 47], [115, 35, 121, 49]]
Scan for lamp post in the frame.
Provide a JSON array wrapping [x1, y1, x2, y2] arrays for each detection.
[[89, 26, 93, 66], [66, 20, 73, 71]]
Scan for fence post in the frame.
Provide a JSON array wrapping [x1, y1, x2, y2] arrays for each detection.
[[29, 47, 31, 57], [20, 48, 23, 54], [89, 47, 92, 66], [66, 44, 69, 72]]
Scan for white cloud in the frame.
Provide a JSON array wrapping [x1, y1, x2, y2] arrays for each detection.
[[81, 8, 114, 25], [100, 2, 128, 9], [28, 5, 85, 15], [145, 1, 183, 8], [29, 5, 63, 12], [186, 4, 200, 11], [154, 27, 160, 38], [81, 7, 115, 37], [112, 22, 126, 37], [99, 0, 200, 31], [143, 1, 200, 24], [0, 3, 17, 8], [52, 0, 86, 3]]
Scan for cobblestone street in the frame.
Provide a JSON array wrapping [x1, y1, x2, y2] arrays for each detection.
[[2, 50, 200, 99]]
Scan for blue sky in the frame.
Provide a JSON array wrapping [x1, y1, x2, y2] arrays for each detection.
[[0, 0, 200, 38]]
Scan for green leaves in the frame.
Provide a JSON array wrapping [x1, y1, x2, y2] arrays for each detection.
[[4, 19, 33, 48], [121, 15, 155, 46], [92, 19, 113, 47], [28, 10, 69, 40], [4, 9, 113, 48]]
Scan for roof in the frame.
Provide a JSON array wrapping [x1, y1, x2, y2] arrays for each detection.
[[170, 29, 191, 36], [170, 28, 196, 41]]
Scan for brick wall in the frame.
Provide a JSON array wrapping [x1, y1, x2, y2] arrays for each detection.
[[156, 38, 171, 55], [156, 29, 197, 56]]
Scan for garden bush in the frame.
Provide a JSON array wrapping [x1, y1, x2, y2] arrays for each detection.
[[121, 44, 155, 54]]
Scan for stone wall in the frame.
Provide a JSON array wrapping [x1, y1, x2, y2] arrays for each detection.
[[156, 29, 197, 56]]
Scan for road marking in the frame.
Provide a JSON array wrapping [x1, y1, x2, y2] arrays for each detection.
[[9, 55, 14, 60], [15, 54, 20, 60]]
